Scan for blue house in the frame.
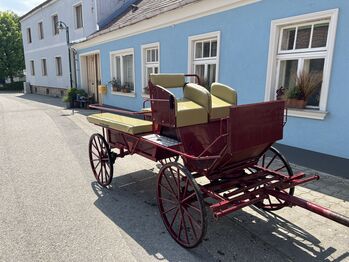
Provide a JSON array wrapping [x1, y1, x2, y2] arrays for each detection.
[[73, 0, 349, 177]]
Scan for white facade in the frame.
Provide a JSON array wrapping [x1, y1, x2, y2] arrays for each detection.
[[20, 0, 126, 90]]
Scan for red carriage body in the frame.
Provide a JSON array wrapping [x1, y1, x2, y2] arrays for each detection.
[[87, 73, 349, 248]]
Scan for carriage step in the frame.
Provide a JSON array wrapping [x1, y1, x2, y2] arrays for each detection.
[[142, 134, 181, 147]]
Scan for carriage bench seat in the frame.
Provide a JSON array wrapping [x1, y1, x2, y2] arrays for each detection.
[[87, 113, 152, 135]]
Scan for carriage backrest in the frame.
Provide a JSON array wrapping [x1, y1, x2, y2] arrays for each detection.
[[228, 100, 285, 155], [211, 83, 237, 105], [184, 83, 212, 113], [149, 74, 186, 89]]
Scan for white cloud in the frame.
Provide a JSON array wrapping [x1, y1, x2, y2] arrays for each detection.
[[0, 0, 44, 16]]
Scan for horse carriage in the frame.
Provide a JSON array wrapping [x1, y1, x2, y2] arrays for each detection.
[[87, 73, 349, 248]]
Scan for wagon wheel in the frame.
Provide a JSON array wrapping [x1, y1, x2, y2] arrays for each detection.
[[252, 146, 294, 211], [157, 162, 207, 248], [159, 155, 179, 166], [89, 133, 114, 187]]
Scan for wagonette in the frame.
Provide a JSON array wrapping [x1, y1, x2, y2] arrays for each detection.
[[87, 73, 349, 248]]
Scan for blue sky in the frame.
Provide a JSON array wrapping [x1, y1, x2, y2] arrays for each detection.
[[0, 0, 43, 16]]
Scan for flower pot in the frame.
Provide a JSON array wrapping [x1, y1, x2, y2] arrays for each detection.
[[286, 99, 306, 109]]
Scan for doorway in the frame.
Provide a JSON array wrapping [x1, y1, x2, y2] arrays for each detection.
[[82, 53, 101, 103]]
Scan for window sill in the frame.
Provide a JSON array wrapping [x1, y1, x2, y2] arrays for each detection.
[[111, 91, 136, 97], [287, 108, 327, 120]]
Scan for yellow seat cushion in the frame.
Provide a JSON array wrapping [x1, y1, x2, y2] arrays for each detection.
[[211, 82, 237, 105], [176, 98, 207, 127], [150, 74, 185, 88], [87, 113, 152, 135], [210, 95, 232, 119]]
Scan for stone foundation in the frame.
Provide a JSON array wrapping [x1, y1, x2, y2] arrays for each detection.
[[26, 84, 67, 98]]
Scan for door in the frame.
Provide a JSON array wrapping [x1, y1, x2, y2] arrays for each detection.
[[86, 54, 99, 103]]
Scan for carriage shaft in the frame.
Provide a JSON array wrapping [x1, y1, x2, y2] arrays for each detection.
[[267, 189, 349, 227]]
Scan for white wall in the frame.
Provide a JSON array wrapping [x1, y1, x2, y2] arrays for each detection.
[[20, 0, 99, 88]]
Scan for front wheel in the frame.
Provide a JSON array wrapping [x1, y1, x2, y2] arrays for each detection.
[[89, 133, 114, 187], [157, 162, 207, 248]]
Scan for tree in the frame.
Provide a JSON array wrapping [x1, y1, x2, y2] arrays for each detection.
[[0, 11, 24, 83]]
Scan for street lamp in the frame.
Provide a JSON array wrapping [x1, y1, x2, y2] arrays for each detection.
[[56, 21, 73, 89]]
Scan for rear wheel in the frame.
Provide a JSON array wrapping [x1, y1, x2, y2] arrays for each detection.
[[89, 133, 114, 187], [249, 147, 294, 211], [157, 162, 207, 248]]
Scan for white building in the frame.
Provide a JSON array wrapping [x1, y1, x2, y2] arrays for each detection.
[[20, 0, 132, 98]]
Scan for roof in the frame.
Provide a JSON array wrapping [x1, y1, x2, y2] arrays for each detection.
[[90, 0, 202, 39], [20, 0, 55, 21]]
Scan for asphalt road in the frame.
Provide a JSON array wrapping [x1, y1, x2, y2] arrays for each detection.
[[0, 93, 348, 262]]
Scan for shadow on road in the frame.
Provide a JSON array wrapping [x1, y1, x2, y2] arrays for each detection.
[[90, 170, 347, 261]]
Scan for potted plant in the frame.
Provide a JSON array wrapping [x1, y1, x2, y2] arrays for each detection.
[[122, 82, 133, 93], [284, 71, 323, 109], [62, 87, 78, 108], [108, 77, 121, 92]]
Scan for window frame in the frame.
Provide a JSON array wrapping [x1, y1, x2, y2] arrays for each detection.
[[74, 3, 84, 29], [27, 28, 32, 44], [55, 56, 63, 76], [109, 48, 136, 97], [141, 42, 160, 97], [52, 14, 59, 36], [265, 9, 339, 120], [188, 31, 220, 86], [30, 60, 35, 76], [38, 21, 44, 40], [41, 58, 47, 76]]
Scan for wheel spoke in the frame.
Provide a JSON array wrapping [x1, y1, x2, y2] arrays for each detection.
[[182, 205, 201, 229], [159, 197, 177, 204], [265, 154, 277, 169], [181, 192, 195, 204], [181, 208, 190, 245], [262, 154, 265, 167], [182, 177, 189, 200], [94, 161, 101, 170], [177, 213, 184, 241], [159, 183, 178, 198], [183, 208, 198, 239], [162, 172, 178, 198], [186, 203, 201, 213], [170, 208, 179, 227], [161, 205, 178, 215], [275, 165, 286, 172], [92, 151, 100, 158]]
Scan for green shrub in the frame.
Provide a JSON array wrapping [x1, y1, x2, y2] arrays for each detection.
[[0, 81, 24, 91], [62, 88, 88, 103]]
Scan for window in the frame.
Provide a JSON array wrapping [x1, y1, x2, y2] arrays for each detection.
[[41, 59, 47, 76], [265, 9, 338, 118], [142, 43, 159, 95], [38, 22, 44, 39], [55, 57, 62, 76], [52, 15, 59, 35], [189, 31, 220, 88], [27, 28, 32, 43], [75, 4, 83, 29], [30, 60, 35, 76], [110, 49, 135, 94]]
